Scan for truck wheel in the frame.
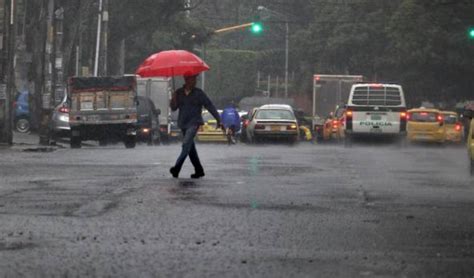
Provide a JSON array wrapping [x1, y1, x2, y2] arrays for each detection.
[[71, 136, 81, 149], [124, 136, 136, 149]]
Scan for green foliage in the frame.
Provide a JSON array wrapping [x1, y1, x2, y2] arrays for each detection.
[[204, 49, 259, 106]]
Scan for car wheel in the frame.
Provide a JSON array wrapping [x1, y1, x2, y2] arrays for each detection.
[[124, 135, 136, 149], [70, 136, 81, 148], [15, 118, 31, 133]]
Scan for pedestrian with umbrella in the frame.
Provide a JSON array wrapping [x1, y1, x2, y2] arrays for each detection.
[[136, 50, 221, 179], [169, 73, 221, 178]]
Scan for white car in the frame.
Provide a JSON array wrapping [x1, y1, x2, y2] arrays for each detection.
[[246, 104, 299, 144], [344, 83, 407, 146]]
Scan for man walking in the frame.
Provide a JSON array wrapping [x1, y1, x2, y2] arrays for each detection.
[[169, 74, 221, 179]]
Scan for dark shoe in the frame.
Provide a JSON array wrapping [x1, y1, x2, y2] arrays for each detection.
[[170, 167, 179, 178], [190, 172, 205, 179]]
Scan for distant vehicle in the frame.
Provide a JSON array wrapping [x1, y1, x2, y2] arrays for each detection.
[[68, 76, 138, 149], [239, 109, 256, 143], [136, 77, 174, 142], [407, 108, 446, 144], [322, 105, 346, 142], [13, 91, 30, 133], [344, 83, 407, 146], [51, 92, 71, 140], [312, 74, 364, 131], [168, 110, 182, 142], [196, 110, 226, 142], [463, 108, 474, 174], [246, 104, 299, 144], [312, 115, 325, 142], [136, 96, 161, 145], [441, 111, 463, 143]]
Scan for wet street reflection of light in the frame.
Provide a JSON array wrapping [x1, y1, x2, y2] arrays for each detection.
[[249, 156, 260, 176]]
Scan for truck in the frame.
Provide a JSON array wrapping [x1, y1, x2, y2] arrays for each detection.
[[68, 76, 138, 148], [136, 77, 181, 142], [312, 74, 364, 141]]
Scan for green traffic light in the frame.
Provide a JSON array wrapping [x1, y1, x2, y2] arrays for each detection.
[[469, 27, 474, 39], [250, 22, 263, 34]]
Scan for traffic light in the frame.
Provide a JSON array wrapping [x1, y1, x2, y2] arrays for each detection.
[[468, 26, 474, 40], [250, 22, 263, 34]]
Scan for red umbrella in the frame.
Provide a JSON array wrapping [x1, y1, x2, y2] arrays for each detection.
[[136, 50, 210, 77]]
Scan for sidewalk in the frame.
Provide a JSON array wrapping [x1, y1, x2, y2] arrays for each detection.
[[7, 132, 62, 152]]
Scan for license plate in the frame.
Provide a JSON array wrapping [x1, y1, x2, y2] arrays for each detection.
[[415, 135, 431, 140], [170, 132, 178, 137], [271, 126, 281, 131], [371, 115, 382, 120], [370, 128, 382, 133]]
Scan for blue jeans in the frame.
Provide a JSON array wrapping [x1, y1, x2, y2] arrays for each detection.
[[173, 125, 204, 174]]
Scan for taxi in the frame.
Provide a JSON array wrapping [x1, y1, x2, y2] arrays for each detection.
[[407, 108, 446, 144], [196, 110, 226, 142], [441, 111, 463, 143]]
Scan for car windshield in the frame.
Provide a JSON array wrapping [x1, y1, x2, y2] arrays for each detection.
[[409, 112, 438, 122], [443, 114, 457, 124], [255, 109, 295, 120]]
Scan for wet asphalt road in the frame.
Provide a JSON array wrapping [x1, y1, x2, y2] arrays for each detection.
[[0, 140, 473, 277]]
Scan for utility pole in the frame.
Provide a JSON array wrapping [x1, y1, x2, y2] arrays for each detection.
[[39, 0, 55, 145], [100, 0, 108, 76], [93, 0, 103, 77], [1, 0, 16, 145]]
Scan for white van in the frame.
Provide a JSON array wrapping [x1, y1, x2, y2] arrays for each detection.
[[344, 83, 407, 144]]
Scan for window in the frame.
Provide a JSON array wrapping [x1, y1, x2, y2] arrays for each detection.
[[352, 87, 402, 106], [255, 109, 295, 120], [409, 112, 438, 122]]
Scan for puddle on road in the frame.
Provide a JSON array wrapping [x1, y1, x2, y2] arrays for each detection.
[[0, 241, 36, 251]]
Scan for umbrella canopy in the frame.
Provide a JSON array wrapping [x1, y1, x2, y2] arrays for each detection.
[[136, 50, 210, 77]]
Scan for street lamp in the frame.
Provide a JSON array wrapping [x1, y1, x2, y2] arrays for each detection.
[[257, 6, 289, 98]]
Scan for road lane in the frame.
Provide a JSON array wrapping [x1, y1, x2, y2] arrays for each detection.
[[0, 142, 473, 277]]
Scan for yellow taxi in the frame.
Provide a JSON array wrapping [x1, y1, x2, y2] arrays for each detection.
[[196, 110, 226, 142], [441, 111, 463, 143], [407, 108, 446, 144]]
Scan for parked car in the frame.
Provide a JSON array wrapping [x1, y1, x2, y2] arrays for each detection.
[[196, 110, 226, 142], [246, 104, 299, 144], [51, 93, 71, 139], [407, 108, 446, 144], [13, 91, 30, 133], [136, 96, 161, 145], [441, 111, 463, 143]]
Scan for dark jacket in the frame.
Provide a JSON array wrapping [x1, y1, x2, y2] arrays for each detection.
[[170, 87, 221, 129]]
